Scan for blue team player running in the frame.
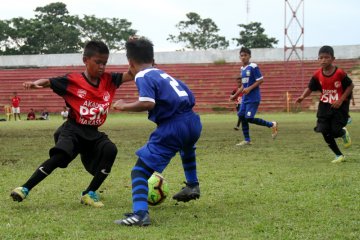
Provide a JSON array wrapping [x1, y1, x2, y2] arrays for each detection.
[[113, 37, 202, 226], [231, 47, 278, 146]]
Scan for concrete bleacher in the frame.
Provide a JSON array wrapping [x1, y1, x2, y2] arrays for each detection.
[[0, 59, 359, 114]]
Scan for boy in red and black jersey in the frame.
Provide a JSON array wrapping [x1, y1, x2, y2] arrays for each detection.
[[296, 45, 354, 163], [10, 40, 134, 207]]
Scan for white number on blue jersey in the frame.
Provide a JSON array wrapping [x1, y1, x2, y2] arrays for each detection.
[[160, 73, 188, 97]]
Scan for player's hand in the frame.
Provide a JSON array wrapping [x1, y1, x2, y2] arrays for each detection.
[[113, 99, 126, 110], [331, 99, 343, 109], [242, 87, 250, 95], [23, 81, 43, 89], [229, 95, 235, 101], [295, 96, 303, 103]]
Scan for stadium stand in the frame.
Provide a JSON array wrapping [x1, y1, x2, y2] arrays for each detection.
[[0, 59, 359, 114]]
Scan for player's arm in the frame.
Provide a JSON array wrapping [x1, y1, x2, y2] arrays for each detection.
[[229, 86, 244, 100], [243, 79, 263, 95], [113, 99, 155, 112], [351, 94, 355, 106], [23, 78, 50, 89], [295, 88, 312, 103], [331, 82, 354, 109], [121, 67, 136, 83]]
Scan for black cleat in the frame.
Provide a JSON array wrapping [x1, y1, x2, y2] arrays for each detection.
[[114, 212, 151, 227], [172, 182, 200, 202]]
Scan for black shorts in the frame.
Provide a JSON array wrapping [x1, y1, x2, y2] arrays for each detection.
[[50, 120, 115, 175], [315, 101, 349, 137]]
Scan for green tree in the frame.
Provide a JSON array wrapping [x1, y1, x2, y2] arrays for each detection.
[[77, 15, 136, 52], [0, 2, 137, 55], [233, 22, 278, 48], [168, 12, 229, 50]]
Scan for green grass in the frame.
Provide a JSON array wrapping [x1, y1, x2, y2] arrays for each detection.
[[1, 112, 359, 239]]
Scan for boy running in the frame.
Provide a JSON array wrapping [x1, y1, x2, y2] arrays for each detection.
[[232, 47, 278, 146], [113, 37, 202, 226], [10, 40, 133, 207], [296, 45, 354, 163]]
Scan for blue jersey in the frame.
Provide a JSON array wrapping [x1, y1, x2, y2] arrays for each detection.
[[135, 67, 195, 124], [241, 63, 263, 103]]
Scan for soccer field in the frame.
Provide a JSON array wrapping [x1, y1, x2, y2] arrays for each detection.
[[1, 112, 359, 239]]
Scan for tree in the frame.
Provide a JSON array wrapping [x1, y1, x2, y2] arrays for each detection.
[[233, 22, 278, 48], [168, 12, 229, 50], [0, 2, 137, 55], [77, 15, 136, 52]]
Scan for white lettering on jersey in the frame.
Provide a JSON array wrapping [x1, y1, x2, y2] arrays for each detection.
[[160, 73, 188, 97], [321, 89, 339, 103], [242, 77, 249, 84], [79, 101, 109, 121]]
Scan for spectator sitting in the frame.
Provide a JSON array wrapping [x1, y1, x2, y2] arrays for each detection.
[[27, 108, 36, 120], [37, 108, 49, 120], [60, 106, 69, 120]]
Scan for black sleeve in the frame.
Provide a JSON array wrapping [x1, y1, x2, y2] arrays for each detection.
[[50, 75, 68, 96], [308, 77, 321, 92], [111, 73, 124, 88], [341, 74, 352, 89]]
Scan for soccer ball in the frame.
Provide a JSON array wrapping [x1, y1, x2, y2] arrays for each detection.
[[148, 172, 169, 206]]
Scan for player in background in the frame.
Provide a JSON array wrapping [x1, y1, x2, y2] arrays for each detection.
[[11, 92, 21, 121], [295, 45, 354, 163], [10, 40, 134, 207], [113, 37, 202, 226], [347, 93, 355, 124], [230, 76, 243, 130], [232, 47, 278, 146]]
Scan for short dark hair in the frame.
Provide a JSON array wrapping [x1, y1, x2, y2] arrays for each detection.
[[318, 45, 334, 57], [240, 47, 251, 55], [125, 37, 154, 64], [83, 40, 109, 57]]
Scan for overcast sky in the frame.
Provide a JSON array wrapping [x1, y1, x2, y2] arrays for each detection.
[[1, 0, 359, 52]]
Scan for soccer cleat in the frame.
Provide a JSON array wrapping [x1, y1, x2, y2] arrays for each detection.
[[80, 191, 104, 208], [114, 212, 151, 226], [10, 187, 29, 202], [234, 126, 239, 131], [342, 127, 352, 148], [331, 155, 346, 164], [236, 140, 252, 146], [172, 182, 200, 202], [271, 121, 278, 139]]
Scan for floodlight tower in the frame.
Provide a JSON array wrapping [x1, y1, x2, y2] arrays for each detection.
[[246, 0, 250, 23], [284, 0, 304, 61], [284, 0, 305, 112]]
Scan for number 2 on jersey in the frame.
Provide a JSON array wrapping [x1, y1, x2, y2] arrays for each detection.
[[161, 73, 188, 97]]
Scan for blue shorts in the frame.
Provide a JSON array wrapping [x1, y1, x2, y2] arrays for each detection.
[[136, 113, 202, 173], [238, 102, 260, 119]]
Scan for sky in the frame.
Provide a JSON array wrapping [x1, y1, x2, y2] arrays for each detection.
[[1, 0, 359, 52]]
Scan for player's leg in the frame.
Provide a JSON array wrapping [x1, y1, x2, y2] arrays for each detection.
[[234, 104, 241, 130], [245, 102, 278, 139], [116, 122, 182, 226], [11, 123, 78, 202], [237, 103, 251, 145], [80, 140, 117, 207], [321, 132, 345, 163], [173, 148, 201, 202], [115, 158, 154, 226], [173, 114, 202, 202], [12, 107, 16, 121], [315, 116, 345, 163], [11, 150, 73, 202], [331, 109, 351, 149], [17, 108, 21, 120]]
